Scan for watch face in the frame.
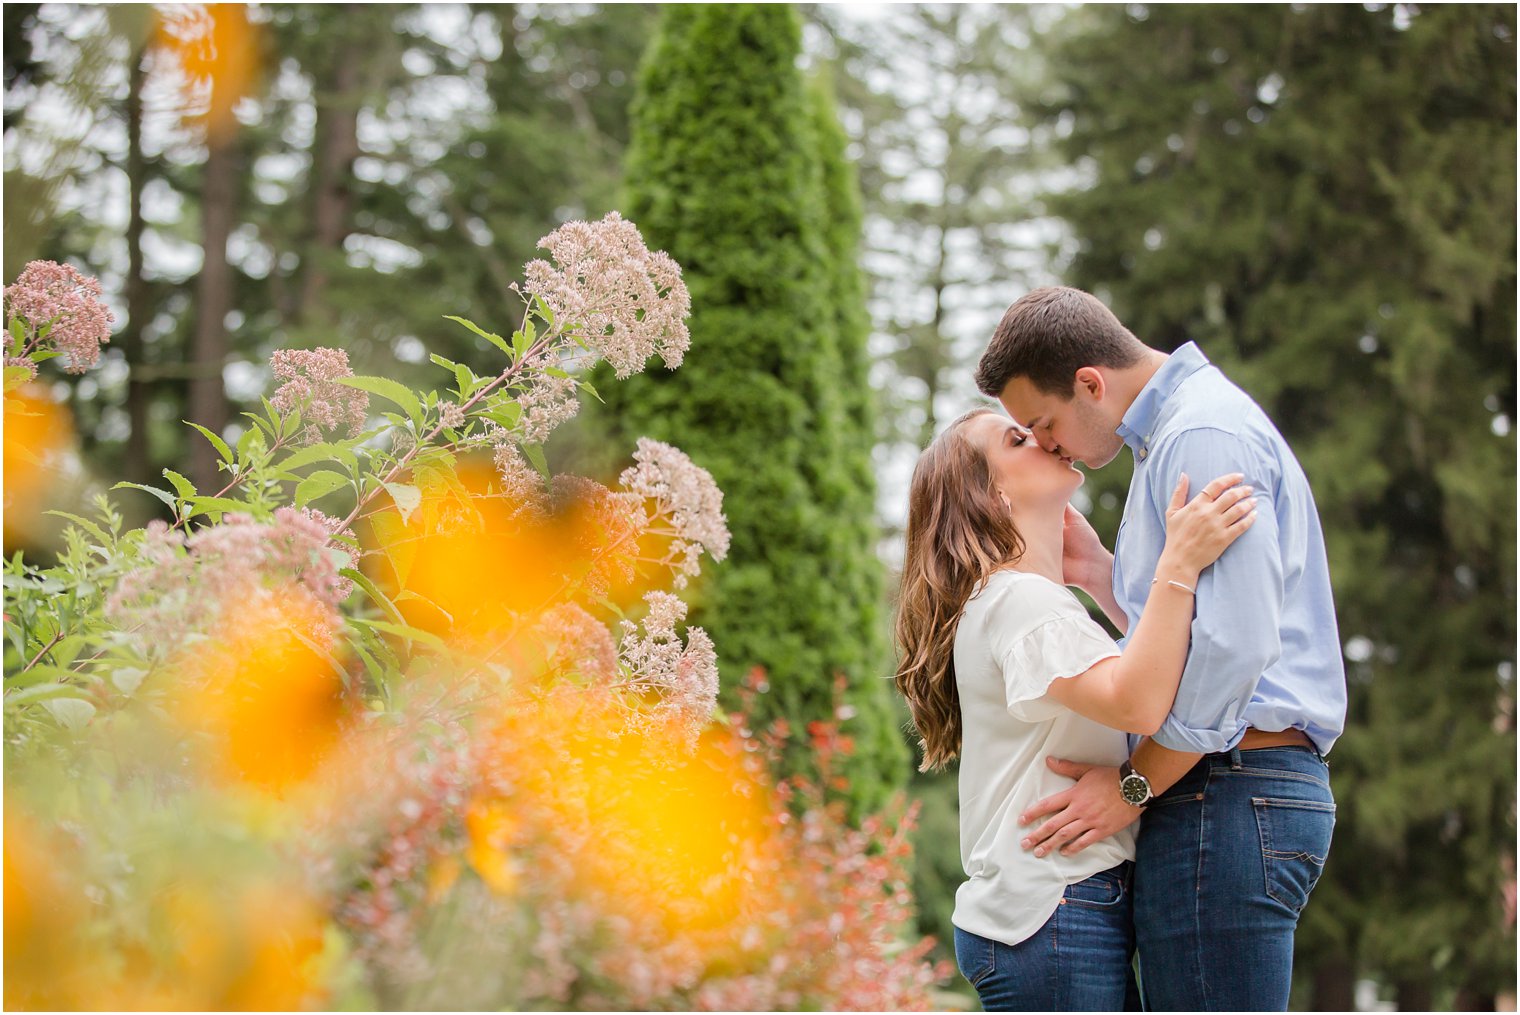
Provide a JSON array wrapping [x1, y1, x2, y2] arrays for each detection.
[[1120, 775, 1150, 805]]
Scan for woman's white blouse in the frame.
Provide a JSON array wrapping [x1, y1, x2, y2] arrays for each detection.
[[951, 568, 1136, 948]]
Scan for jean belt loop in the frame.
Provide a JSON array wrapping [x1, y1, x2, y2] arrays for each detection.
[[1228, 746, 1243, 771]]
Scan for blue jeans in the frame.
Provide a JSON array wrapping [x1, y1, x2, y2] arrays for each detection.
[[954, 863, 1142, 1012], [1133, 746, 1335, 1011]]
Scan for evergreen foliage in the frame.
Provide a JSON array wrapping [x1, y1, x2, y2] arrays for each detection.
[[597, 3, 907, 812], [1039, 5, 1516, 1005]]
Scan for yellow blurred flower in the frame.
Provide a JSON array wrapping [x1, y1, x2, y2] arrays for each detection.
[[2, 383, 75, 548], [465, 796, 520, 896], [169, 583, 349, 793], [151, 4, 264, 145]]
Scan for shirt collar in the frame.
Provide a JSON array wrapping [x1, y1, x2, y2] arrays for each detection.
[[1116, 342, 1211, 452]]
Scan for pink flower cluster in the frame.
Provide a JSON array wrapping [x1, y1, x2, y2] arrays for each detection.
[[617, 591, 719, 736], [305, 715, 476, 999], [522, 211, 691, 379], [3, 260, 115, 374], [618, 438, 730, 588], [105, 507, 355, 654], [550, 474, 648, 598], [490, 436, 548, 518], [512, 362, 579, 444], [533, 603, 618, 684], [270, 347, 370, 443]]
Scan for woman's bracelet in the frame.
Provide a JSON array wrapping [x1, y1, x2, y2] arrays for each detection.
[[1151, 577, 1196, 595]]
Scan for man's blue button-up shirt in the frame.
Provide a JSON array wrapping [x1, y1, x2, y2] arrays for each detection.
[[1112, 342, 1347, 755]]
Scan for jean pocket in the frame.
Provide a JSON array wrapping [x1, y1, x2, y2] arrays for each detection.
[[1063, 868, 1126, 909], [954, 929, 997, 988], [1252, 796, 1335, 912]]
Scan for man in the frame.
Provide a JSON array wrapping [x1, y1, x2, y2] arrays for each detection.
[[974, 286, 1347, 1011]]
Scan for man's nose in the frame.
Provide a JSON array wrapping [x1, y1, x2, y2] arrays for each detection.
[[1035, 432, 1059, 454]]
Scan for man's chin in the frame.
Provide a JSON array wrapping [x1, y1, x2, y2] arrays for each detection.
[[1082, 445, 1124, 470]]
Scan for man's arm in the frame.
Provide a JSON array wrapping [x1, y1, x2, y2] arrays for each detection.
[[1147, 428, 1283, 753], [1018, 738, 1201, 857]]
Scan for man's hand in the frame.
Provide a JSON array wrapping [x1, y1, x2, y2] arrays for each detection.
[[1018, 757, 1143, 857], [1061, 504, 1111, 593]]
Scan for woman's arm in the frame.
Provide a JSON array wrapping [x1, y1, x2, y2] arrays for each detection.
[[1042, 473, 1256, 733]]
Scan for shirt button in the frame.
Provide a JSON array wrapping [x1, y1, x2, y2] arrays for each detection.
[[1138, 448, 1148, 460]]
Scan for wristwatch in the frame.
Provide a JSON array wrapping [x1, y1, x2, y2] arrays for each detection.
[[1119, 760, 1154, 807]]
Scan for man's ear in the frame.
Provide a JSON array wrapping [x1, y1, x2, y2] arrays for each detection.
[[1073, 366, 1106, 402]]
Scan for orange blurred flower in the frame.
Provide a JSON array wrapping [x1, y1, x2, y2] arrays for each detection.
[[3, 383, 75, 548], [480, 697, 780, 935], [152, 4, 264, 145], [168, 582, 349, 793], [464, 796, 520, 896]]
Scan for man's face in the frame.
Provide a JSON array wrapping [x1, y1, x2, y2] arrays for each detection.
[[997, 375, 1126, 469]]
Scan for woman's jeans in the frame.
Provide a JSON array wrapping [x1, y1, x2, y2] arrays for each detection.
[[954, 862, 1141, 1012], [1134, 746, 1335, 1011]]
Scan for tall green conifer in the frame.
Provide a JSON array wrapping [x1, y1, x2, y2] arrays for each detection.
[[600, 4, 906, 810]]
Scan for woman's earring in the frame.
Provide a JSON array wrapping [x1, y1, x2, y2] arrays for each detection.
[[999, 491, 1012, 513]]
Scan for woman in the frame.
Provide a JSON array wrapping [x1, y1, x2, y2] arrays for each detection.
[[894, 406, 1256, 1012]]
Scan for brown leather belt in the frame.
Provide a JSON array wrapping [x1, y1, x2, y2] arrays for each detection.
[[1238, 727, 1314, 751]]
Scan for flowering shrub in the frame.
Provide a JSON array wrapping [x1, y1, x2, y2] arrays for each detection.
[[3, 259, 115, 380], [3, 219, 947, 1011]]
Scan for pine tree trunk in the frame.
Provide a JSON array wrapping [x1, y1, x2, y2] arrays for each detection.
[[296, 13, 363, 324], [188, 133, 238, 491], [1452, 985, 1496, 1011], [1310, 961, 1356, 1012], [123, 45, 152, 485], [1395, 979, 1434, 1012]]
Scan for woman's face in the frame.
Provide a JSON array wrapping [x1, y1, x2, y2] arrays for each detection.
[[964, 411, 1083, 512]]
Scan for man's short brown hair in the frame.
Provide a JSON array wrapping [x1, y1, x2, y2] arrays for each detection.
[[974, 286, 1147, 398]]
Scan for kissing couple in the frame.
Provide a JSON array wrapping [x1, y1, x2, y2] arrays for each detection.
[[894, 286, 1347, 1011]]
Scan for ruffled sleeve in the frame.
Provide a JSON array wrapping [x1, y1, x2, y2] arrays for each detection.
[[998, 614, 1122, 722], [973, 575, 1121, 723]]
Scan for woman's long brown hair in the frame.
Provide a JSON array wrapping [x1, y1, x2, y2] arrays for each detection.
[[894, 407, 1026, 772]]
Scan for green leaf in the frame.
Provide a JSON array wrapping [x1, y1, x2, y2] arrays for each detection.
[[186, 495, 251, 519], [162, 469, 197, 501], [185, 422, 234, 465], [236, 423, 266, 461], [44, 511, 110, 546], [4, 365, 34, 391], [42, 697, 96, 729], [112, 482, 176, 510], [295, 470, 350, 507], [110, 667, 148, 695], [382, 482, 423, 524], [5, 665, 79, 690], [365, 510, 415, 588], [336, 376, 423, 426], [350, 617, 447, 652], [521, 443, 549, 479], [340, 567, 407, 627], [445, 315, 513, 357], [483, 402, 522, 429], [579, 380, 603, 403], [274, 442, 358, 475], [5, 681, 90, 708]]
